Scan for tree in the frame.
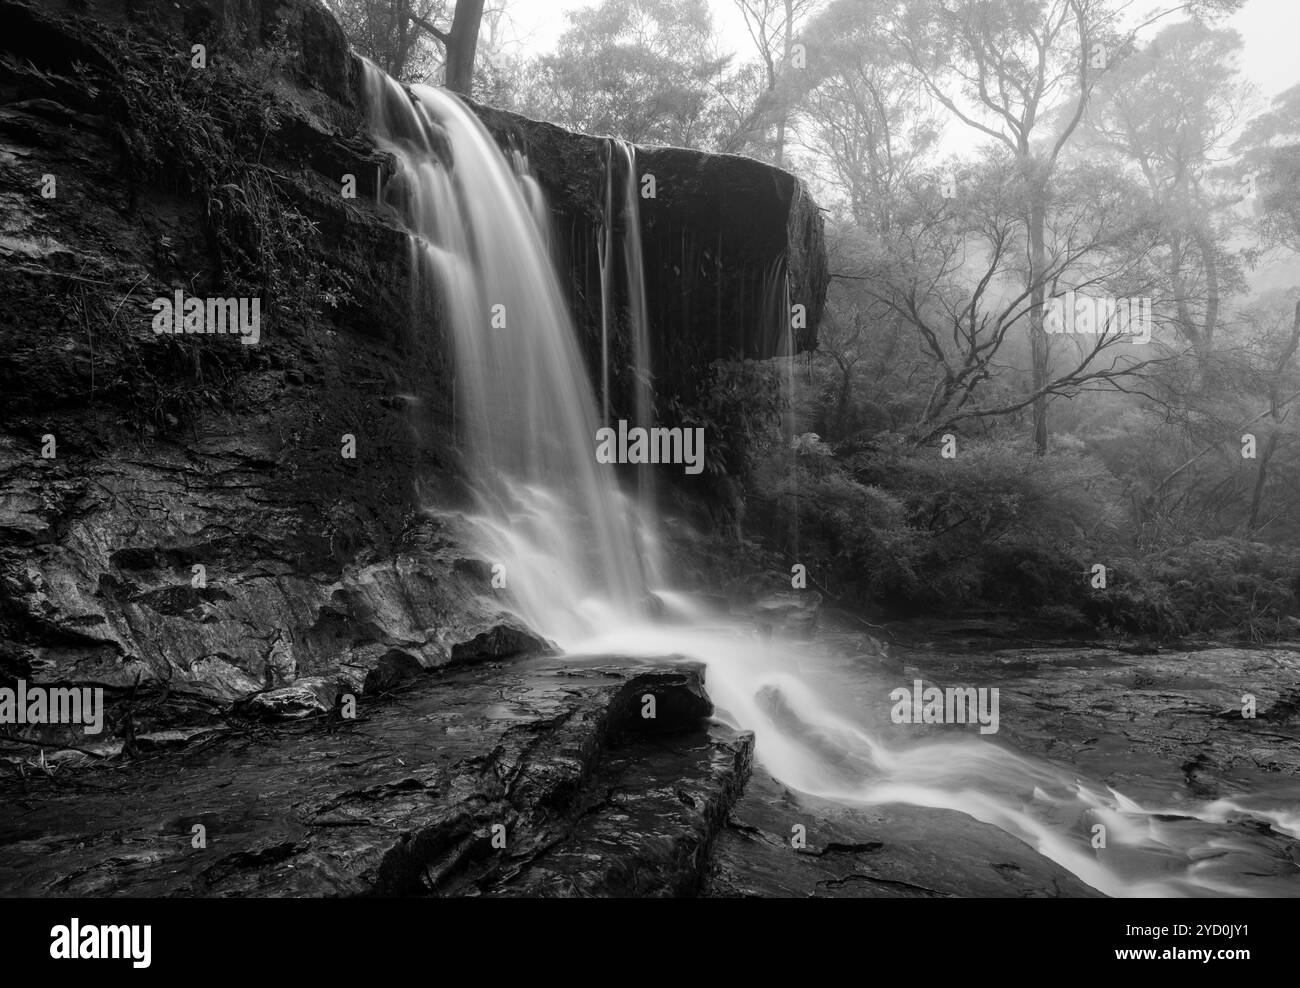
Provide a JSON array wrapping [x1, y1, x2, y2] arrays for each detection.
[[406, 0, 487, 93], [1081, 21, 1253, 362], [469, 1, 526, 105], [891, 0, 1246, 454], [1237, 84, 1300, 253], [325, 0, 487, 90], [850, 148, 1170, 444], [524, 0, 732, 148], [799, 0, 938, 230], [726, 0, 818, 163], [1245, 302, 1300, 533], [325, 0, 447, 81]]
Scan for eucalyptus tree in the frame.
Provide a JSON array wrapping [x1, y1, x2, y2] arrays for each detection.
[[325, 0, 489, 91], [324, 0, 447, 80], [799, 0, 939, 232], [725, 0, 819, 164], [408, 0, 487, 94], [858, 147, 1169, 445], [889, 0, 1245, 453], [1238, 83, 1300, 253], [1080, 21, 1252, 363], [527, 0, 733, 148]]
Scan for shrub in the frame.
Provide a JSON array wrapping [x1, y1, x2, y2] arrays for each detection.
[[748, 450, 926, 603], [1088, 539, 1300, 639]]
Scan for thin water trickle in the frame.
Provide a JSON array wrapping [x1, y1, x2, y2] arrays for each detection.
[[607, 138, 663, 584], [362, 65, 1297, 898]]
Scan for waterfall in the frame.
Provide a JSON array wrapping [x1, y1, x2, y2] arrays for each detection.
[[362, 62, 647, 642], [360, 66, 1296, 898]]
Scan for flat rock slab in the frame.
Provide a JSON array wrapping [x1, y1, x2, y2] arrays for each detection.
[[0, 656, 736, 897]]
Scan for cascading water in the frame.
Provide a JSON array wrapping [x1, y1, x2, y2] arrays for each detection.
[[362, 62, 647, 642], [362, 66, 1298, 898]]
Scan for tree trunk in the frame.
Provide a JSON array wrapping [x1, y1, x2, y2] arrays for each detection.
[[1193, 223, 1220, 372], [392, 0, 412, 78], [774, 0, 793, 167], [836, 360, 852, 434], [1249, 301, 1300, 532], [1027, 162, 1050, 455], [1246, 431, 1277, 533], [444, 0, 485, 95]]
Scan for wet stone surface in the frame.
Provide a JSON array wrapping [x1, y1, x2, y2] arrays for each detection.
[[708, 770, 1101, 898], [0, 656, 751, 897]]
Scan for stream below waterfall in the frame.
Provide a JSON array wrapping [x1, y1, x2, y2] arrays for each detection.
[[566, 609, 1300, 897]]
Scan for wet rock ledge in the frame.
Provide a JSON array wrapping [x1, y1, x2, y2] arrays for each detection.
[[0, 656, 753, 897]]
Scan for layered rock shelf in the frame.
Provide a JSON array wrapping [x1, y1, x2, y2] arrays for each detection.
[[0, 657, 752, 897]]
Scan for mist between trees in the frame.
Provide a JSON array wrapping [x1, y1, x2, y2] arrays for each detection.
[[332, 0, 1300, 640]]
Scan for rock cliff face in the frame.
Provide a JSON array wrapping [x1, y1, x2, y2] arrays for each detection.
[[0, 0, 827, 710], [469, 102, 829, 423]]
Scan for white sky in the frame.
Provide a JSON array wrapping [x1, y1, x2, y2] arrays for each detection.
[[502, 0, 772, 59], [1230, 0, 1300, 97]]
